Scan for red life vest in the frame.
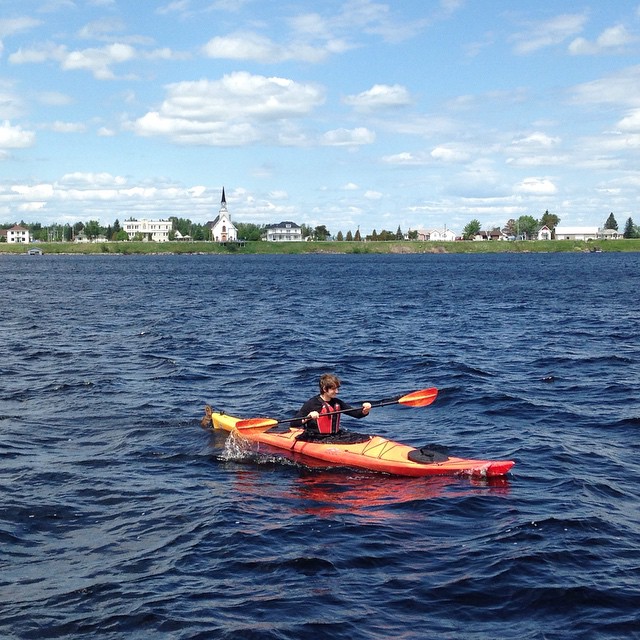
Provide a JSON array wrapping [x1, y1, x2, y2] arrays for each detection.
[[317, 401, 340, 434]]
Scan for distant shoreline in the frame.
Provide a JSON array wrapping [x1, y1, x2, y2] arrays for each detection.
[[1, 239, 639, 255]]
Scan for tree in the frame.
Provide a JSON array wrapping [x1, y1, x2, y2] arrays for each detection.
[[502, 219, 517, 237], [336, 231, 344, 241], [84, 220, 103, 240], [396, 225, 403, 240], [300, 224, 314, 240], [463, 219, 481, 240], [370, 229, 378, 241], [407, 229, 418, 240], [517, 215, 539, 240], [346, 230, 353, 241], [313, 225, 330, 240], [236, 223, 264, 241], [604, 212, 618, 230], [623, 217, 638, 239], [540, 210, 560, 232], [354, 228, 362, 241]]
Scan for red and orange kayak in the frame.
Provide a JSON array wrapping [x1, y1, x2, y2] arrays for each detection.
[[203, 407, 514, 478]]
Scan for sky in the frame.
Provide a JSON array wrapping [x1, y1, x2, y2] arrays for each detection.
[[1, 0, 640, 236]]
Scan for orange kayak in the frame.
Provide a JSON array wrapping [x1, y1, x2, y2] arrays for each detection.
[[204, 407, 515, 478]]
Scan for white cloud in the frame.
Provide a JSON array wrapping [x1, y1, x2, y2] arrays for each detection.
[[617, 108, 640, 131], [511, 132, 561, 147], [0, 120, 35, 149], [321, 127, 375, 146], [10, 41, 181, 80], [515, 177, 558, 195], [48, 121, 87, 133], [364, 190, 383, 200], [430, 145, 470, 163], [344, 84, 412, 111], [381, 151, 428, 165], [202, 32, 345, 63], [132, 72, 325, 146], [511, 13, 587, 54], [569, 24, 636, 55], [0, 17, 41, 38], [37, 91, 73, 106], [569, 65, 640, 107]]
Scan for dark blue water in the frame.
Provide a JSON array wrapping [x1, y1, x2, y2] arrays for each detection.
[[1, 252, 639, 639]]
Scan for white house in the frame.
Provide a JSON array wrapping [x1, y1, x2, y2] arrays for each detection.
[[538, 225, 552, 240], [415, 228, 456, 241], [122, 219, 172, 242], [207, 187, 238, 242], [263, 221, 303, 242], [554, 226, 599, 241], [598, 228, 621, 240], [6, 225, 30, 243]]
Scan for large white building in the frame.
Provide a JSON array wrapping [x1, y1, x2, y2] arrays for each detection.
[[6, 225, 31, 243], [554, 226, 599, 241], [207, 188, 238, 242], [263, 221, 303, 241], [122, 219, 172, 242]]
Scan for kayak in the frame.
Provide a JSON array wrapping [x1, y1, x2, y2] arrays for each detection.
[[203, 407, 515, 478]]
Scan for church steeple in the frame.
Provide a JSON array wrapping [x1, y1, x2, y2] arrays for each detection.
[[221, 187, 227, 210]]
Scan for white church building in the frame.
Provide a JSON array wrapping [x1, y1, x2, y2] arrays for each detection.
[[207, 187, 238, 242]]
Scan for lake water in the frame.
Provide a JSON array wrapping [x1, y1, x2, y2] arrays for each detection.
[[1, 252, 639, 639]]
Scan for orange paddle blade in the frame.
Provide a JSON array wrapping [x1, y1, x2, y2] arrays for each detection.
[[397, 387, 438, 407], [235, 417, 279, 431]]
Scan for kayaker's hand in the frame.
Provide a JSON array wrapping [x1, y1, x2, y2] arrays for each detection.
[[362, 402, 371, 415], [307, 411, 319, 420]]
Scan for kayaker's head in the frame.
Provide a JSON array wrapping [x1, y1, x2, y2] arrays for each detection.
[[319, 373, 341, 395]]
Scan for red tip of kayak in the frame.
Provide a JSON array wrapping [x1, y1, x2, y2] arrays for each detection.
[[483, 461, 515, 477]]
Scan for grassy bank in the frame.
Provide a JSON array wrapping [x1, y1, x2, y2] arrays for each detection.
[[2, 239, 640, 255]]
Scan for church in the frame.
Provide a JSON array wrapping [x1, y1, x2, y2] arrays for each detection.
[[207, 187, 238, 242]]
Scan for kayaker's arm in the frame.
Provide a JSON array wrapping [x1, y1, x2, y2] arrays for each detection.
[[340, 400, 372, 418]]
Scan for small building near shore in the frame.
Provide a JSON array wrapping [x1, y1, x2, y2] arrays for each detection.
[[206, 187, 238, 242]]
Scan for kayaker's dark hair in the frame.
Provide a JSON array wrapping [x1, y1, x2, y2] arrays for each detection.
[[319, 373, 341, 393]]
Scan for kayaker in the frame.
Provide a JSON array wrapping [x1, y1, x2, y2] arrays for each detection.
[[291, 374, 372, 441]]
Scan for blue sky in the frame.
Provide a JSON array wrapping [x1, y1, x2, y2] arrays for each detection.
[[1, 0, 640, 235]]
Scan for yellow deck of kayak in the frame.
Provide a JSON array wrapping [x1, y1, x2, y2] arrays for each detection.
[[206, 409, 514, 478]]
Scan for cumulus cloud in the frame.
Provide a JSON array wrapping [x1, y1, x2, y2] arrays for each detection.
[[430, 145, 470, 163], [569, 64, 640, 107], [0, 120, 35, 149], [202, 32, 347, 63], [132, 72, 325, 146], [381, 151, 429, 165], [321, 127, 375, 146], [511, 132, 561, 147], [569, 24, 636, 55], [0, 17, 41, 38], [515, 177, 558, 195], [10, 41, 181, 79], [617, 108, 640, 131], [343, 84, 412, 111], [511, 13, 587, 55]]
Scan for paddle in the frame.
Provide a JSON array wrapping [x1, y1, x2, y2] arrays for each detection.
[[234, 387, 438, 431]]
